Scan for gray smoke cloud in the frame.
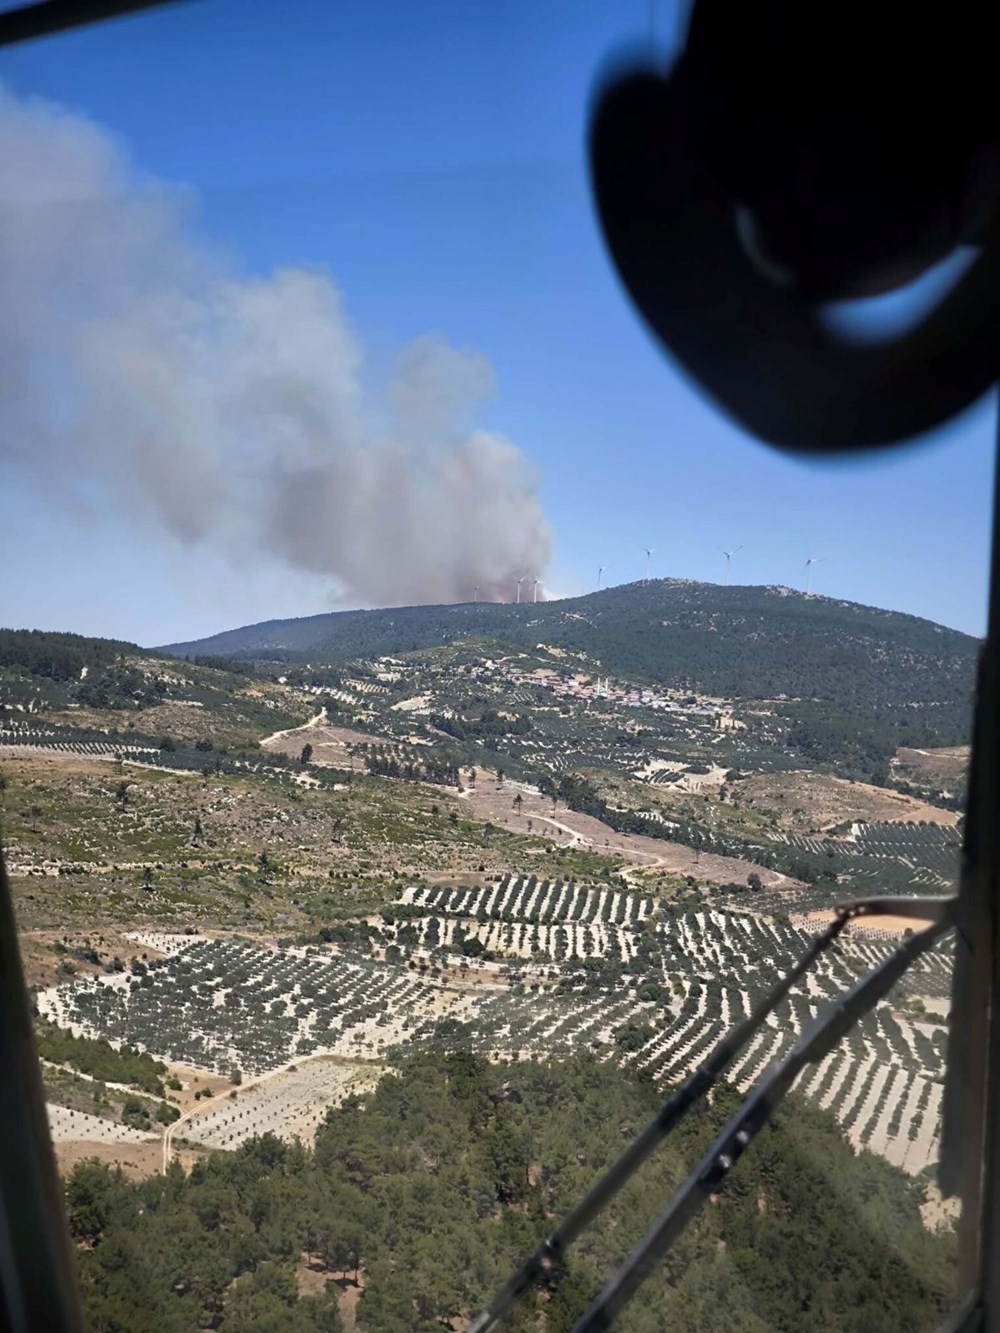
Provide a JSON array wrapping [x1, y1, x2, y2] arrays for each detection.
[[0, 88, 551, 606]]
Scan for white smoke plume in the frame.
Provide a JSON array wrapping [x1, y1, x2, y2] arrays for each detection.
[[0, 88, 551, 606]]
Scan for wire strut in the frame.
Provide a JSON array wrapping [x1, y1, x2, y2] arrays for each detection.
[[470, 895, 955, 1333]]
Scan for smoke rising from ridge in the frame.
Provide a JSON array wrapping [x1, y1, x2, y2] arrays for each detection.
[[0, 88, 551, 606]]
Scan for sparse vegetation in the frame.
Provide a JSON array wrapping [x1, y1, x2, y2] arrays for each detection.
[[6, 588, 970, 1332]]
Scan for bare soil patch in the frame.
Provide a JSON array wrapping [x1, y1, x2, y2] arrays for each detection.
[[460, 782, 802, 890], [296, 1255, 365, 1324], [921, 1183, 960, 1233], [895, 746, 970, 782], [0, 749, 110, 779], [53, 1138, 202, 1180], [733, 770, 958, 834], [803, 909, 937, 937], [166, 1063, 235, 1112], [263, 720, 374, 769], [18, 927, 156, 989]]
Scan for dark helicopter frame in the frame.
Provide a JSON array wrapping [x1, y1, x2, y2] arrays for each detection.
[[0, 4, 998, 1331]]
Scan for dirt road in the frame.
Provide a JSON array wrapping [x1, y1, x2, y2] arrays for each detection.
[[457, 780, 802, 890]]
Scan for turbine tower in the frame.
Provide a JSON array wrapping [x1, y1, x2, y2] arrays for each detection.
[[474, 585, 479, 603], [516, 576, 526, 604], [532, 579, 541, 604], [598, 565, 607, 590], [644, 547, 654, 584], [722, 544, 743, 586], [804, 556, 825, 594]]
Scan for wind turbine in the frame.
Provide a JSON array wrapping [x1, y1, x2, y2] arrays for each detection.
[[532, 579, 541, 604], [722, 544, 743, 586], [516, 576, 526, 604], [644, 548, 654, 584], [804, 556, 825, 593], [598, 565, 607, 590], [473, 585, 479, 603]]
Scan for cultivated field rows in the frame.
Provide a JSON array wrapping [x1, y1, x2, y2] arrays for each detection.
[[388, 914, 640, 963], [0, 733, 159, 761], [47, 1102, 156, 1145], [629, 907, 949, 1172], [401, 876, 655, 925], [39, 892, 953, 1171], [182, 1059, 380, 1149], [37, 939, 447, 1075], [772, 822, 961, 881]]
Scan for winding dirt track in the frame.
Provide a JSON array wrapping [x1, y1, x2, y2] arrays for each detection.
[[457, 780, 803, 891]]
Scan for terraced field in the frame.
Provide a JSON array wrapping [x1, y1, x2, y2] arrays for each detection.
[[402, 875, 656, 924], [11, 635, 965, 1189], [37, 879, 953, 1174], [39, 937, 440, 1076], [180, 1059, 379, 1149], [394, 876, 654, 962]]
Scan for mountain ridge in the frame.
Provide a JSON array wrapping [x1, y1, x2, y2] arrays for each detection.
[[159, 579, 978, 658], [157, 579, 978, 748]]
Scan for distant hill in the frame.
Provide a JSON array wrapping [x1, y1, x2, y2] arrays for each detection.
[[0, 627, 140, 681], [159, 580, 978, 743]]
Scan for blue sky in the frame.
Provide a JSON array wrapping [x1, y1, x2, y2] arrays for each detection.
[[0, 0, 992, 643]]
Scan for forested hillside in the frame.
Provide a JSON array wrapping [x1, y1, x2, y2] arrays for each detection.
[[0, 628, 139, 681], [160, 580, 977, 743], [71, 1053, 953, 1332]]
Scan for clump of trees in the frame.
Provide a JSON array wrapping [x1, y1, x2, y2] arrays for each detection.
[[35, 1020, 166, 1096], [190, 654, 256, 676], [547, 771, 845, 885], [363, 745, 460, 787], [614, 1018, 655, 1051], [66, 1052, 956, 1332], [431, 708, 532, 743], [0, 628, 135, 681]]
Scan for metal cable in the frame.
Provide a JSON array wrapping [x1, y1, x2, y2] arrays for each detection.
[[471, 895, 954, 1332], [573, 905, 954, 1331]]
